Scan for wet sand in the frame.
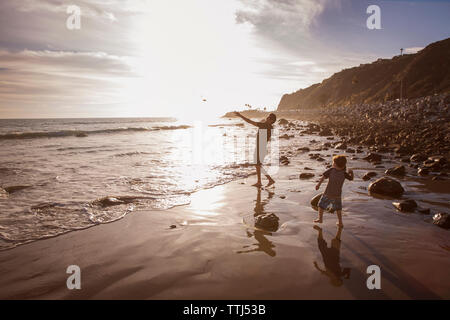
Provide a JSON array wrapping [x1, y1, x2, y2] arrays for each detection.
[[0, 149, 449, 299]]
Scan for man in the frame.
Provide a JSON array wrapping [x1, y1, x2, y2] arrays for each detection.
[[234, 112, 277, 187]]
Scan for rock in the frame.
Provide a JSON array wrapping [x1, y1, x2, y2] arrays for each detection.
[[0, 187, 8, 199], [368, 177, 404, 197], [385, 165, 406, 176], [363, 153, 382, 162], [280, 134, 292, 139], [316, 157, 325, 162], [410, 154, 427, 162], [3, 185, 31, 194], [279, 195, 286, 199], [278, 119, 289, 125], [423, 161, 441, 171], [432, 176, 445, 181], [335, 143, 347, 150], [346, 148, 355, 153], [93, 197, 125, 207], [297, 147, 310, 152], [417, 168, 429, 176], [310, 193, 334, 213], [319, 128, 333, 136], [299, 173, 315, 179], [304, 167, 313, 170], [428, 156, 447, 165], [432, 213, 450, 229], [170, 225, 177, 229], [362, 172, 377, 181], [395, 145, 413, 155], [255, 213, 279, 232], [279, 156, 290, 165], [75, 132, 88, 137], [392, 199, 417, 212], [310, 193, 322, 208], [417, 208, 430, 215]]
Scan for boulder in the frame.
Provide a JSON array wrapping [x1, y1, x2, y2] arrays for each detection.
[[299, 173, 315, 179], [417, 168, 429, 176], [93, 197, 125, 207], [410, 154, 427, 162], [432, 213, 450, 229], [362, 172, 377, 181], [335, 143, 347, 150], [417, 208, 430, 215], [278, 119, 289, 125], [75, 132, 88, 137], [392, 199, 417, 212], [255, 213, 279, 232], [310, 193, 334, 213], [297, 147, 310, 152], [3, 185, 31, 194], [310, 193, 322, 208], [279, 155, 290, 165], [280, 134, 293, 139], [423, 161, 441, 171], [385, 165, 406, 176], [368, 177, 404, 197], [363, 153, 382, 162], [319, 128, 333, 136]]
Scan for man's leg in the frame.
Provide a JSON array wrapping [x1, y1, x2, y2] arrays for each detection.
[[253, 164, 262, 187]]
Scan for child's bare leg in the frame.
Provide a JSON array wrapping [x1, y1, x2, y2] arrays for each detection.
[[260, 165, 275, 187], [265, 174, 275, 187], [252, 165, 262, 187], [314, 207, 324, 223], [336, 210, 344, 227]]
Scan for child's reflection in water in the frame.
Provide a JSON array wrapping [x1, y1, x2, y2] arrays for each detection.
[[237, 187, 278, 257], [313, 225, 351, 286]]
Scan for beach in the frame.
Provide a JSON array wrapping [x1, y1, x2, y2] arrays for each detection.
[[1, 126, 449, 299]]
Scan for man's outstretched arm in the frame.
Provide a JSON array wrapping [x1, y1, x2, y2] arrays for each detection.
[[234, 112, 259, 127]]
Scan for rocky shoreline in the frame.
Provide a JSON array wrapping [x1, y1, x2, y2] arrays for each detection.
[[274, 93, 450, 229], [287, 93, 450, 157]]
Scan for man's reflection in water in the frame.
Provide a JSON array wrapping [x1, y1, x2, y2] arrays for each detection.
[[237, 187, 278, 257], [313, 225, 351, 287]]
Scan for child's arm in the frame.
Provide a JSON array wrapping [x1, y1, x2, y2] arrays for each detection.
[[315, 176, 325, 190], [234, 112, 259, 127], [345, 169, 354, 181]]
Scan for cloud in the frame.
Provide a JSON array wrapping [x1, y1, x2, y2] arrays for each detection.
[[0, 50, 135, 107], [235, 0, 329, 52], [404, 47, 424, 54], [0, 1, 141, 54]]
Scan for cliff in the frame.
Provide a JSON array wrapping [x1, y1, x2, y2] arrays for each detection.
[[277, 38, 450, 110]]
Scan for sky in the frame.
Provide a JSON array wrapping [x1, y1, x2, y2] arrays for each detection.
[[0, 0, 449, 119]]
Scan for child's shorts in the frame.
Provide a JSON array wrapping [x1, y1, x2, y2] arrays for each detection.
[[318, 194, 342, 211]]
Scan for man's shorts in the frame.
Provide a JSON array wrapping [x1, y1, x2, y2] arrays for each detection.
[[318, 194, 342, 211]]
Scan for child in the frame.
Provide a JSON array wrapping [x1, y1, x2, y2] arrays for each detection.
[[314, 155, 353, 227], [234, 112, 277, 187]]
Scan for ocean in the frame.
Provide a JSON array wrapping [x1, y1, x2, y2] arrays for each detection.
[[0, 117, 270, 250]]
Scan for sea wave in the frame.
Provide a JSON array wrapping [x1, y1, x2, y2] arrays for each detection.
[[0, 125, 192, 140]]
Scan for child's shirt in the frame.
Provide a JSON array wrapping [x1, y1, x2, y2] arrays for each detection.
[[322, 168, 353, 199]]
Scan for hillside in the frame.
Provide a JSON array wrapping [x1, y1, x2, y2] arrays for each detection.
[[277, 38, 450, 110]]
